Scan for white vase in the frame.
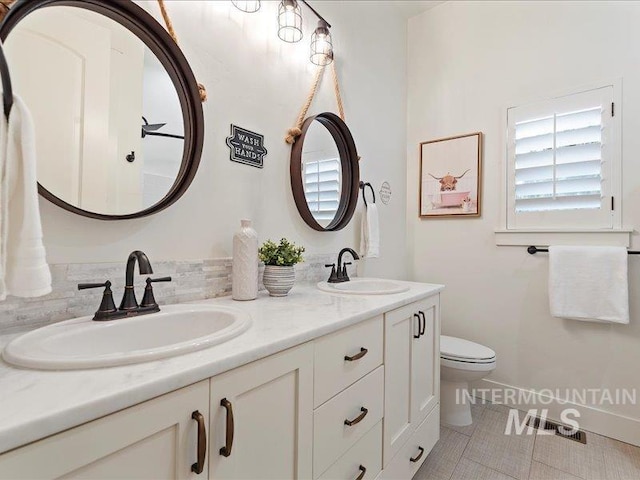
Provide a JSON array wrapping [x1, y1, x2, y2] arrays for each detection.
[[263, 265, 295, 297], [232, 219, 258, 301]]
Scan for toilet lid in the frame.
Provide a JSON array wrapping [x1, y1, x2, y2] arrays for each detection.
[[441, 335, 496, 362]]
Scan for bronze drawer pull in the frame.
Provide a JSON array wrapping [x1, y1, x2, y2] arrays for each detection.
[[410, 446, 425, 463], [345, 347, 368, 362], [419, 311, 426, 336], [355, 465, 367, 480], [344, 407, 369, 426], [191, 410, 207, 474], [219, 398, 235, 457], [413, 313, 421, 339]]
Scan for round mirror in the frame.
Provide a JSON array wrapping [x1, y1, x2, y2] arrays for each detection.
[[290, 112, 359, 231], [0, 0, 204, 220]]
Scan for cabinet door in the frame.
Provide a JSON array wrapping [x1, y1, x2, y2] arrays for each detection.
[[383, 295, 440, 467], [411, 296, 440, 425], [0, 381, 210, 480], [383, 303, 415, 466], [209, 343, 314, 480]]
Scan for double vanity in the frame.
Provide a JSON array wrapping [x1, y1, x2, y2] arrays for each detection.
[[0, 0, 440, 478], [0, 280, 442, 480]]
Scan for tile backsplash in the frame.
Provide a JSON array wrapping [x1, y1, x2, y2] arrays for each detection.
[[0, 254, 353, 334]]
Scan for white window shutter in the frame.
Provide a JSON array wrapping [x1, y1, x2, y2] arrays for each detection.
[[506, 86, 619, 230]]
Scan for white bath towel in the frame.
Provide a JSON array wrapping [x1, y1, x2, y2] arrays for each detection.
[[549, 246, 628, 324], [360, 203, 379, 258], [0, 95, 51, 301]]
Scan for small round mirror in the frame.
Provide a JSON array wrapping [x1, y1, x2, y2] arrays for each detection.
[[291, 113, 359, 231], [1, 0, 204, 220]]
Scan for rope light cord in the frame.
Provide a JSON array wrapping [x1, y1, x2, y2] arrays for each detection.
[[285, 60, 349, 146], [0, 0, 14, 22], [285, 65, 325, 144], [157, 0, 207, 102], [331, 61, 345, 122]]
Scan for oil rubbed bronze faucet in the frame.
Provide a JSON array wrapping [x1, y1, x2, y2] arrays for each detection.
[[325, 247, 360, 283], [78, 250, 171, 321], [120, 250, 154, 310]]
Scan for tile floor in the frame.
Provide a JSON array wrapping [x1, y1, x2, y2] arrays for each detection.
[[415, 402, 640, 480]]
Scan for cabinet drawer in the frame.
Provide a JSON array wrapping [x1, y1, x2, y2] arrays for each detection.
[[314, 316, 383, 407], [318, 422, 382, 480], [379, 405, 440, 480], [314, 366, 384, 477]]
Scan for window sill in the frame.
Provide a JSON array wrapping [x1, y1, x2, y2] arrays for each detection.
[[494, 229, 633, 247]]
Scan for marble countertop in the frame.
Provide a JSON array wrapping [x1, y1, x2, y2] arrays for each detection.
[[0, 281, 443, 454]]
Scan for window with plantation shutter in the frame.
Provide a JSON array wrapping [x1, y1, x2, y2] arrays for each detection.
[[506, 85, 621, 230], [304, 157, 341, 224]]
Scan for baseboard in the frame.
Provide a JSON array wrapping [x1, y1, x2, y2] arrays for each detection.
[[471, 379, 640, 447]]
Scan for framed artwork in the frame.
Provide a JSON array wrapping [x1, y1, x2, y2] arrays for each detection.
[[419, 132, 482, 218]]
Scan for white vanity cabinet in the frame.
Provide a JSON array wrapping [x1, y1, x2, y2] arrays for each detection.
[[382, 297, 440, 471], [208, 343, 314, 480], [0, 380, 210, 480], [0, 290, 442, 480]]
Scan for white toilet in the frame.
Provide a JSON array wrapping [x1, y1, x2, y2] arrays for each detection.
[[440, 335, 496, 426]]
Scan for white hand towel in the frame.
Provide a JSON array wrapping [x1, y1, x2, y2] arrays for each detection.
[[0, 95, 51, 300], [549, 246, 628, 324], [360, 203, 379, 258]]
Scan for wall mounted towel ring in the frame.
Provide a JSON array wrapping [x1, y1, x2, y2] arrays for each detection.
[[359, 181, 375, 207], [0, 42, 12, 119]]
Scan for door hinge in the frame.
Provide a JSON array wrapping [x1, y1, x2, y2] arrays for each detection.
[[611, 196, 615, 211], [611, 102, 615, 117]]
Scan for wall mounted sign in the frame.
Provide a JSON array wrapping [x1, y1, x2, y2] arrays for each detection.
[[379, 182, 391, 205], [226, 125, 267, 168]]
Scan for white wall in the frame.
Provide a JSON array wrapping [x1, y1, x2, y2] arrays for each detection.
[[408, 1, 640, 441], [37, 1, 409, 280]]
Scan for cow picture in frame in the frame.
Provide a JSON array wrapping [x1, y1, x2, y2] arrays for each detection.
[[419, 132, 482, 218]]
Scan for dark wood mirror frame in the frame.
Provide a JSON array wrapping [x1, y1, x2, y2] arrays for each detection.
[[290, 112, 360, 232], [0, 0, 204, 220]]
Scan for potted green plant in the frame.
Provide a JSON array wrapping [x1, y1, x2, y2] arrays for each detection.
[[259, 238, 305, 297]]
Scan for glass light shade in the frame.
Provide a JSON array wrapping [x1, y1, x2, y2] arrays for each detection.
[[310, 21, 333, 66], [231, 0, 261, 13], [278, 0, 303, 43]]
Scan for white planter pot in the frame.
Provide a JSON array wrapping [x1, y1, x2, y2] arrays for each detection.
[[263, 265, 295, 297]]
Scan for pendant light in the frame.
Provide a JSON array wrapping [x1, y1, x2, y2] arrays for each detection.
[[278, 0, 303, 43], [231, 0, 261, 13], [310, 20, 333, 66]]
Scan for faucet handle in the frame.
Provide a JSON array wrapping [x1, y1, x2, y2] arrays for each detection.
[[77, 280, 118, 321], [78, 281, 111, 290], [140, 276, 172, 309], [325, 264, 339, 283], [342, 262, 353, 282], [147, 276, 172, 284]]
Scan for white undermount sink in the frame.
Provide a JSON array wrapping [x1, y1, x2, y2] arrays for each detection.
[[2, 304, 251, 370], [317, 278, 410, 295]]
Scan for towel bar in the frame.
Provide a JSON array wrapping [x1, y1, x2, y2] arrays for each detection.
[[527, 245, 640, 255]]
